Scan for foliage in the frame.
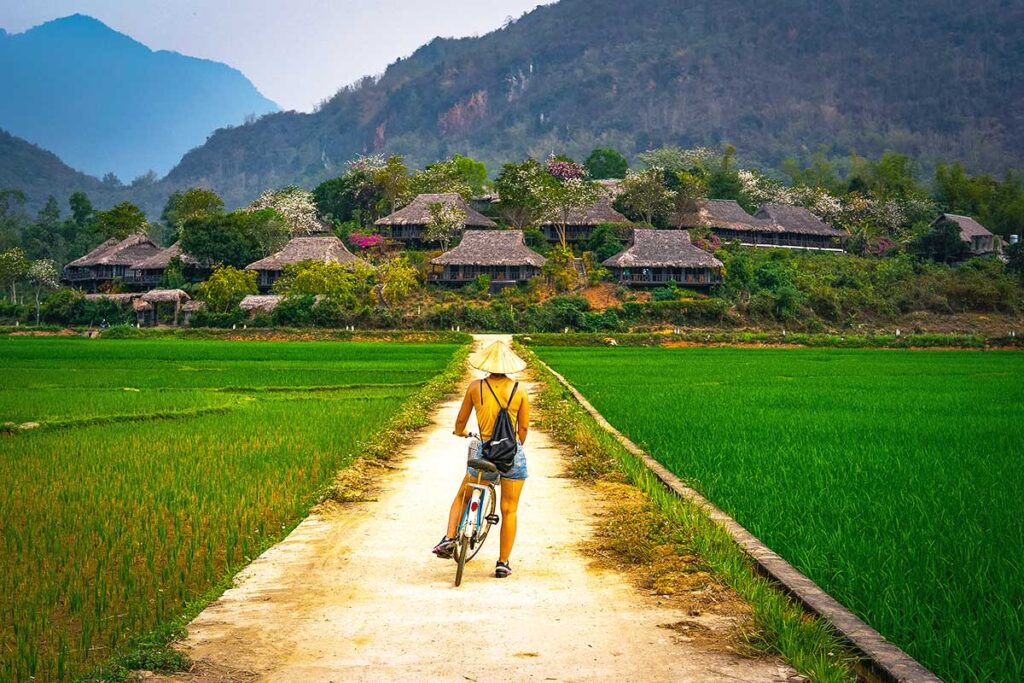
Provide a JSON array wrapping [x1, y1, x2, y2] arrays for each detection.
[[541, 245, 579, 293], [26, 259, 59, 323], [1007, 242, 1024, 280], [615, 167, 676, 225], [161, 188, 224, 237], [406, 156, 476, 199], [39, 288, 133, 326], [934, 163, 1024, 238], [94, 201, 148, 240], [542, 159, 598, 248], [911, 217, 971, 264], [247, 186, 322, 236], [494, 159, 550, 230], [375, 256, 420, 307], [272, 260, 367, 307], [181, 209, 289, 269], [348, 231, 384, 250], [197, 266, 258, 313], [583, 148, 629, 179], [586, 223, 627, 262], [425, 201, 466, 251]]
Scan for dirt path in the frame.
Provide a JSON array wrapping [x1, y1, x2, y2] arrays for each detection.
[[149, 335, 798, 682]]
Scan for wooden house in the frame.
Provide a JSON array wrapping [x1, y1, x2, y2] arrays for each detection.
[[934, 213, 998, 257], [603, 229, 723, 287], [429, 230, 546, 289], [245, 236, 357, 290], [539, 194, 627, 244], [124, 242, 207, 288], [375, 193, 496, 244], [678, 200, 845, 251], [62, 234, 162, 291]]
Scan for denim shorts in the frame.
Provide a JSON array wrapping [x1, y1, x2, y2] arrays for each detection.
[[467, 442, 529, 482]]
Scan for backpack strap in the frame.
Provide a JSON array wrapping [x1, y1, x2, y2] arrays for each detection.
[[483, 378, 511, 409]]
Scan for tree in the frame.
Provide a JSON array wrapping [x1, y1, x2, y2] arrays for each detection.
[[197, 266, 258, 312], [584, 148, 628, 179], [272, 260, 369, 308], [615, 168, 676, 225], [162, 188, 224, 236], [541, 245, 579, 292], [181, 210, 289, 269], [707, 145, 745, 204], [494, 159, 549, 230], [161, 256, 187, 289], [587, 224, 627, 262], [375, 256, 419, 307], [19, 196, 65, 262], [248, 187, 322, 235], [372, 155, 410, 216], [541, 158, 598, 248], [450, 155, 488, 195], [0, 189, 28, 250], [912, 218, 970, 264], [95, 202, 148, 240], [26, 259, 59, 323], [0, 247, 29, 302], [1006, 242, 1024, 281], [407, 157, 473, 199], [69, 192, 94, 228], [426, 202, 466, 251]]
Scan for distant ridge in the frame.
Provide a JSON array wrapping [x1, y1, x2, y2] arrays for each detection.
[[0, 14, 279, 180]]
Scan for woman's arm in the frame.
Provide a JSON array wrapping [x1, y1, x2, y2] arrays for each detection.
[[453, 381, 476, 436], [517, 392, 530, 444]]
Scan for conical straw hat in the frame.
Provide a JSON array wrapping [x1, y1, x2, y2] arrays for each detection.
[[469, 341, 526, 375]]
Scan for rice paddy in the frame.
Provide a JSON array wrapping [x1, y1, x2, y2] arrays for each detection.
[[534, 346, 1024, 683], [0, 337, 458, 681]]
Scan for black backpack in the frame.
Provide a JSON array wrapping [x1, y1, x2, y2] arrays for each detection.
[[481, 379, 519, 473]]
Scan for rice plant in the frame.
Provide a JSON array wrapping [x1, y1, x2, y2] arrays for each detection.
[[536, 346, 1024, 683], [0, 337, 457, 681]]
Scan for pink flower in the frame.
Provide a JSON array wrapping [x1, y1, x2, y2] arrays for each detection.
[[546, 159, 586, 182], [350, 232, 384, 249]]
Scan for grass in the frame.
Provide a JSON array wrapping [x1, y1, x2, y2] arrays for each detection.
[[532, 345, 1024, 683], [0, 336, 462, 682]]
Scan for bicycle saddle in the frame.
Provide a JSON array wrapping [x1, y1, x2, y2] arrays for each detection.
[[467, 458, 499, 473]]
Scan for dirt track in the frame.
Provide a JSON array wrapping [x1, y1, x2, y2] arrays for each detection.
[[147, 336, 798, 682]]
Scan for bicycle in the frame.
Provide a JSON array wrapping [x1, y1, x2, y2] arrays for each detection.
[[453, 434, 500, 587]]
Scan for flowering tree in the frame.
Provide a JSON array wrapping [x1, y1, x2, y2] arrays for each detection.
[[349, 231, 385, 251], [26, 259, 59, 323], [426, 202, 466, 251], [372, 155, 409, 216], [374, 256, 420, 307], [541, 158, 598, 248], [248, 187, 322, 236], [616, 168, 676, 225], [407, 157, 473, 199], [494, 159, 549, 230], [0, 247, 29, 302]]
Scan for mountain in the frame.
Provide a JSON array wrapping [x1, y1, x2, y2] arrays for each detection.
[[0, 128, 104, 204], [0, 14, 278, 181], [160, 0, 1024, 208]]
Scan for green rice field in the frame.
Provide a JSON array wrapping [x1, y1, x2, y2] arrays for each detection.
[[0, 337, 457, 681], [535, 346, 1024, 683]]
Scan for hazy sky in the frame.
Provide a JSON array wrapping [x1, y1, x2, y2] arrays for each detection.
[[1, 1, 553, 112]]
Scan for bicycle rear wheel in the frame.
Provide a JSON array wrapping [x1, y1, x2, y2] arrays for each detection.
[[454, 535, 470, 587], [465, 486, 497, 563]]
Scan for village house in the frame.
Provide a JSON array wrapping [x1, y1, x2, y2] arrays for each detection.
[[62, 234, 163, 292], [539, 194, 627, 244], [429, 230, 546, 290], [134, 289, 191, 327], [375, 193, 496, 244], [603, 229, 723, 287], [678, 199, 846, 251], [933, 213, 999, 257], [124, 242, 208, 288], [245, 236, 358, 290]]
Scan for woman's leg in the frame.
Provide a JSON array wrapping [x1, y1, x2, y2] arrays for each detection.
[[446, 474, 473, 537], [498, 478, 525, 562]]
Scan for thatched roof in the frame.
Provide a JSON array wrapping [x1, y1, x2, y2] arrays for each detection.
[[375, 193, 497, 227], [245, 236, 357, 272], [754, 204, 846, 237], [181, 300, 206, 313], [936, 213, 994, 240], [603, 229, 723, 269], [67, 234, 162, 268], [239, 295, 283, 313], [676, 199, 764, 231], [83, 293, 142, 303], [431, 230, 546, 267], [142, 289, 190, 304], [539, 194, 627, 226], [131, 242, 199, 270]]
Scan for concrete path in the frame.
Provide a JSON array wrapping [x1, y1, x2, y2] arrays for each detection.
[[149, 335, 797, 682]]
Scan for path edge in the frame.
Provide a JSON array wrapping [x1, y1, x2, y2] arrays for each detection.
[[534, 356, 942, 683]]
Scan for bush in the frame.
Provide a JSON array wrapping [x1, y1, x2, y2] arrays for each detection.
[[189, 308, 243, 328], [271, 295, 316, 326]]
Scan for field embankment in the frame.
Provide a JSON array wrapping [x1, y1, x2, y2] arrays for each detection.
[[0, 336, 462, 681], [533, 345, 1024, 682]]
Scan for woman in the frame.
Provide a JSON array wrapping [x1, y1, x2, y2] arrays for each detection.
[[432, 341, 530, 578]]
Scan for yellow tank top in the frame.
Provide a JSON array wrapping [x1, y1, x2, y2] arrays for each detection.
[[471, 376, 525, 440]]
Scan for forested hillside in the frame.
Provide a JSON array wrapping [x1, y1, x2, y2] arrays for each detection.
[[162, 0, 1024, 207]]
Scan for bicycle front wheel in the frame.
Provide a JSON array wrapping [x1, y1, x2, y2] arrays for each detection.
[[454, 535, 470, 587]]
